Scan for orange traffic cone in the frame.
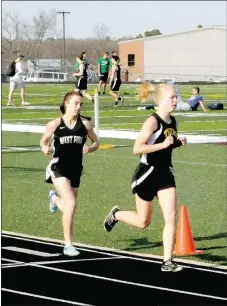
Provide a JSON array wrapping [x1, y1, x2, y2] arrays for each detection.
[[173, 205, 204, 256]]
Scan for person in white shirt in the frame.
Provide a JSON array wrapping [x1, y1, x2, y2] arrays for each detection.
[[7, 53, 30, 106]]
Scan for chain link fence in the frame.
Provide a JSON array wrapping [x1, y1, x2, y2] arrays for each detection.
[[2, 64, 227, 84]]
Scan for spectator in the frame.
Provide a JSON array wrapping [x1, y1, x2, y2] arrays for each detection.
[[7, 53, 30, 106], [97, 52, 110, 95]]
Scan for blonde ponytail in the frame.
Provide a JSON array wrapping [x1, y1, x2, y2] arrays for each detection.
[[137, 82, 174, 104], [137, 81, 156, 103]]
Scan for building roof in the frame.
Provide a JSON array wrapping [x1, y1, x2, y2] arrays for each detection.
[[118, 26, 227, 45], [27, 59, 71, 67]]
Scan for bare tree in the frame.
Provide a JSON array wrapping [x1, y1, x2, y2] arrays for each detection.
[[2, 10, 56, 67], [92, 23, 111, 59], [48, 27, 65, 64], [2, 11, 120, 72], [2, 12, 22, 61], [26, 10, 57, 64]]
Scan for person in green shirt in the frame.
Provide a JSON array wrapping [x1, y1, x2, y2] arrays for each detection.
[[97, 51, 110, 95]]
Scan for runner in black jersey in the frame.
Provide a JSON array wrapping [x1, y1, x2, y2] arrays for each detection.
[[73, 55, 94, 104], [104, 82, 187, 272], [109, 56, 124, 107], [40, 91, 99, 256]]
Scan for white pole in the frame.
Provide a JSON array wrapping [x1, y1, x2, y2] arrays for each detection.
[[94, 92, 99, 138]]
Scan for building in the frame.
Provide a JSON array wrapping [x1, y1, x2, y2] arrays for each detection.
[[27, 59, 71, 73], [118, 26, 227, 82]]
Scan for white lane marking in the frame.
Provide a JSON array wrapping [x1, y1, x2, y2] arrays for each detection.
[[2, 288, 92, 306], [29, 264, 227, 301], [2, 256, 124, 269], [3, 246, 61, 257], [2, 233, 227, 273]]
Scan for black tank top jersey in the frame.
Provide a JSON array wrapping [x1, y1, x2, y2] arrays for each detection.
[[114, 65, 121, 80], [79, 63, 87, 78], [51, 115, 87, 164], [140, 113, 181, 167]]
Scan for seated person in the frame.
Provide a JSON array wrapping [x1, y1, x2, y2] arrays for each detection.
[[175, 87, 207, 112], [168, 81, 183, 104]]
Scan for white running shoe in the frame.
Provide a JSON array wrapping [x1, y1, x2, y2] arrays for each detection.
[[63, 245, 80, 256], [49, 190, 57, 213], [21, 102, 30, 105]]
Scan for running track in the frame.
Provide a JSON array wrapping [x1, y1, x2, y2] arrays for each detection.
[[2, 232, 227, 305]]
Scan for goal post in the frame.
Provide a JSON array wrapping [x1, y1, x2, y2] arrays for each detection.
[[94, 91, 99, 138]]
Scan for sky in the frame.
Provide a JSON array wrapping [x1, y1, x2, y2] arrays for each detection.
[[2, 1, 227, 39]]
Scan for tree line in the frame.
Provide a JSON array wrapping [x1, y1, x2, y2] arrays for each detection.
[[2, 10, 165, 68], [2, 9, 203, 68]]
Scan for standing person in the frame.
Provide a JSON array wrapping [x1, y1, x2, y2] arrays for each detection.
[[40, 91, 99, 256], [7, 53, 30, 106], [104, 81, 187, 272], [109, 56, 124, 107], [73, 55, 94, 104], [97, 52, 110, 96]]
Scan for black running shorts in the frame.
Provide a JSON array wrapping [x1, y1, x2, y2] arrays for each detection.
[[131, 163, 176, 201], [110, 80, 121, 92], [77, 76, 87, 91], [46, 158, 83, 188], [99, 72, 108, 83]]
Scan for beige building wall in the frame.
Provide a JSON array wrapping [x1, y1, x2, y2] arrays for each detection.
[[144, 28, 227, 82], [118, 27, 226, 82]]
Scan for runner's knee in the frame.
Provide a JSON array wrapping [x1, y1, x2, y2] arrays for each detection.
[[137, 218, 150, 229]]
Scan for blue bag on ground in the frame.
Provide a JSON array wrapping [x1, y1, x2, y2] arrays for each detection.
[[207, 103, 224, 110]]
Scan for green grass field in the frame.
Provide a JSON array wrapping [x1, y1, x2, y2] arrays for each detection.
[[2, 83, 227, 266]]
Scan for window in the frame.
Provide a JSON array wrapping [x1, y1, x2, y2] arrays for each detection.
[[128, 54, 135, 66], [54, 73, 58, 79], [42, 73, 53, 79], [59, 74, 64, 80]]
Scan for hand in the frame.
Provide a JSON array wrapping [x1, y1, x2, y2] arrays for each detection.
[[178, 136, 187, 146], [41, 144, 52, 155], [83, 145, 90, 155], [163, 135, 174, 148], [73, 73, 77, 77]]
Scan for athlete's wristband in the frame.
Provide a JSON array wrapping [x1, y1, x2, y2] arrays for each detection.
[[175, 139, 182, 147]]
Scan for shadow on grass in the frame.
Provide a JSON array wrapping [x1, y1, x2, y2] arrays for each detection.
[[121, 237, 162, 252], [200, 246, 227, 251], [196, 252, 227, 265], [194, 232, 227, 241], [4, 145, 39, 148], [2, 166, 44, 173]]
